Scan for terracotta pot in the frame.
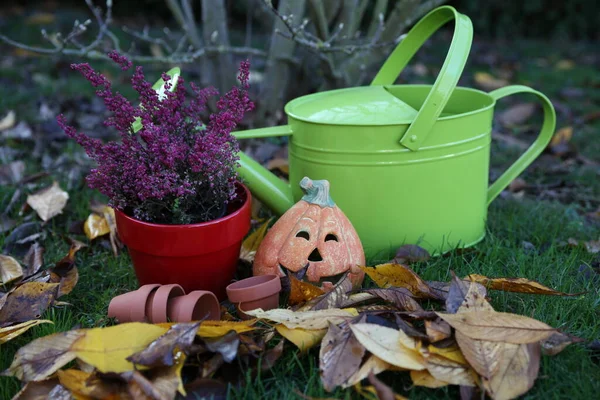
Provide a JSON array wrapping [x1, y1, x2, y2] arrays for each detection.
[[108, 284, 161, 323], [226, 275, 281, 320], [115, 183, 251, 300], [145, 284, 185, 323], [167, 291, 221, 322]]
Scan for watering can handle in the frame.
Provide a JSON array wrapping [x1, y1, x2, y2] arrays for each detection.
[[371, 6, 473, 151], [487, 85, 556, 204]]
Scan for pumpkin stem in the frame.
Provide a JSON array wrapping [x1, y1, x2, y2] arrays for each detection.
[[300, 177, 335, 208]]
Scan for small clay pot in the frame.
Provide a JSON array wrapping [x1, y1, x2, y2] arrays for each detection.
[[167, 291, 221, 322], [226, 275, 281, 320], [145, 284, 185, 323], [108, 284, 161, 323]]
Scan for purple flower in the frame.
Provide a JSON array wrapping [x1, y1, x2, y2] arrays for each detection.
[[57, 54, 254, 224]]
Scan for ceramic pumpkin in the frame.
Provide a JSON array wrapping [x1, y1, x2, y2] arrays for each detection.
[[253, 177, 365, 289]]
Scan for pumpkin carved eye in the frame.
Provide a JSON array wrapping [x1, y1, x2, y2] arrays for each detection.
[[296, 231, 310, 240], [325, 234, 338, 242]]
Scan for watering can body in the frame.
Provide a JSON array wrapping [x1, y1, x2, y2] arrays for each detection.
[[234, 6, 556, 258]]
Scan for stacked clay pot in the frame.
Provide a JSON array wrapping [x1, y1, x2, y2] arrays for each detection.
[[108, 284, 221, 323], [226, 275, 281, 320]]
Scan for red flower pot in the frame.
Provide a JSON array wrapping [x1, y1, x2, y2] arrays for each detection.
[[115, 183, 251, 300]]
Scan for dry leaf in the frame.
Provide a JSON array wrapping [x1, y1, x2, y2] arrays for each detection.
[[360, 264, 441, 299], [127, 322, 200, 367], [0, 282, 59, 327], [275, 325, 326, 351], [425, 353, 476, 387], [158, 318, 256, 338], [474, 72, 508, 90], [83, 213, 110, 240], [245, 308, 357, 329], [308, 272, 352, 310], [498, 103, 536, 127], [49, 240, 85, 298], [203, 331, 240, 363], [466, 274, 581, 296], [149, 360, 187, 397], [344, 355, 393, 388], [365, 288, 423, 312], [0, 319, 53, 344], [0, 110, 16, 131], [540, 332, 580, 356], [425, 319, 452, 342], [289, 275, 325, 306], [0, 254, 23, 284], [548, 126, 573, 156], [349, 323, 425, 370], [2, 330, 84, 381], [437, 311, 556, 343], [367, 372, 407, 400], [410, 369, 449, 388], [57, 369, 118, 399], [267, 158, 289, 175], [455, 331, 502, 379], [484, 343, 541, 400], [446, 274, 489, 314], [72, 323, 169, 373], [427, 343, 468, 365], [10, 379, 65, 400], [0, 160, 24, 184], [239, 218, 272, 263], [391, 244, 430, 264], [23, 243, 44, 277], [319, 322, 365, 391], [26, 182, 69, 222], [261, 339, 285, 371]]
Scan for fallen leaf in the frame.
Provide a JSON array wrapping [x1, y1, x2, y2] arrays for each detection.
[[202, 353, 224, 378], [540, 332, 581, 356], [0, 282, 59, 327], [57, 369, 118, 399], [349, 323, 425, 370], [2, 121, 32, 139], [555, 59, 575, 70], [474, 72, 508, 91], [425, 353, 476, 386], [308, 272, 352, 310], [203, 330, 240, 362], [484, 343, 541, 400], [436, 311, 556, 344], [83, 213, 110, 240], [344, 355, 393, 388], [498, 103, 536, 127], [127, 322, 200, 367], [466, 274, 581, 296], [427, 343, 468, 365], [275, 325, 326, 351], [267, 158, 289, 175], [192, 319, 255, 337], [120, 369, 167, 399], [261, 339, 285, 371], [0, 110, 16, 131], [25, 12, 56, 24], [245, 308, 357, 329], [367, 372, 407, 400], [0, 319, 53, 344], [49, 240, 85, 298], [2, 330, 84, 381], [425, 319, 452, 342], [0, 254, 23, 284], [184, 378, 228, 400], [319, 322, 365, 391], [446, 274, 489, 314], [0, 160, 25, 184], [548, 126, 573, 156], [11, 378, 65, 400], [410, 369, 449, 388], [72, 323, 169, 373], [239, 218, 272, 263], [360, 264, 441, 299], [2, 222, 44, 257], [23, 243, 44, 277], [455, 331, 502, 379], [391, 244, 430, 264], [26, 182, 69, 222], [289, 275, 325, 306], [365, 287, 423, 312], [149, 360, 187, 397]]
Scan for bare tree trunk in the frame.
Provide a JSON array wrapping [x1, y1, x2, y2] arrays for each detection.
[[201, 0, 235, 92]]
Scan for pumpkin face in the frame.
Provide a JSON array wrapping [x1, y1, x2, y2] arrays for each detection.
[[253, 177, 365, 289]]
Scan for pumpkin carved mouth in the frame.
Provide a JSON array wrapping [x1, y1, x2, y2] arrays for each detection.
[[279, 262, 347, 290]]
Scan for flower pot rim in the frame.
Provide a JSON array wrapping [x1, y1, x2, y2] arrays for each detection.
[[167, 290, 220, 321], [226, 274, 281, 303], [149, 284, 185, 323], [114, 182, 250, 228]]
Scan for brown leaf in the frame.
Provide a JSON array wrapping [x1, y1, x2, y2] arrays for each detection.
[[11, 378, 65, 400], [410, 369, 449, 388], [360, 264, 441, 299], [484, 343, 541, 400], [474, 72, 508, 91], [319, 321, 365, 391], [498, 103, 536, 127], [308, 272, 352, 310], [0, 319, 53, 344], [437, 311, 556, 344], [203, 330, 240, 362], [466, 274, 582, 296], [0, 160, 25, 184], [366, 372, 403, 400], [1, 330, 84, 381], [267, 158, 289, 175], [184, 378, 228, 400], [425, 318, 452, 342], [239, 218, 272, 263], [127, 322, 200, 367], [202, 353, 224, 378], [148, 361, 186, 398], [261, 339, 285, 372], [26, 182, 69, 222], [122, 370, 170, 400], [0, 282, 59, 327], [425, 353, 477, 386], [57, 369, 119, 399], [23, 243, 44, 277], [344, 355, 393, 389], [540, 332, 581, 356], [455, 331, 502, 379], [48, 241, 85, 298], [0, 254, 23, 284], [365, 288, 423, 312], [391, 244, 430, 264], [446, 274, 489, 314], [289, 274, 324, 306]]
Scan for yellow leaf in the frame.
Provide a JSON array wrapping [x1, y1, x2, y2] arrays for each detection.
[[275, 325, 325, 351], [344, 355, 393, 388], [349, 323, 426, 370], [26, 182, 69, 222], [474, 72, 509, 90], [0, 282, 59, 326], [427, 343, 468, 365], [425, 353, 477, 387], [455, 331, 502, 379], [484, 343, 541, 400], [466, 274, 581, 296], [0, 254, 23, 284], [83, 214, 110, 240], [57, 369, 117, 399], [436, 310, 556, 344], [25, 12, 56, 25], [157, 319, 256, 338], [245, 308, 357, 329], [0, 320, 53, 344], [425, 319, 451, 343], [549, 126, 573, 148], [359, 264, 439, 299], [289, 275, 325, 306], [239, 218, 273, 262], [410, 369, 449, 388], [72, 323, 168, 373]]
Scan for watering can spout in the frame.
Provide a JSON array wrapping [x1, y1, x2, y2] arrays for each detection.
[[234, 126, 295, 215]]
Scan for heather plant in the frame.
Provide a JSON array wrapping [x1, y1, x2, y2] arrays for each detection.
[[57, 52, 254, 224]]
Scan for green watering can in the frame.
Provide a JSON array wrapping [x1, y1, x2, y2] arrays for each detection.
[[233, 5, 556, 258]]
